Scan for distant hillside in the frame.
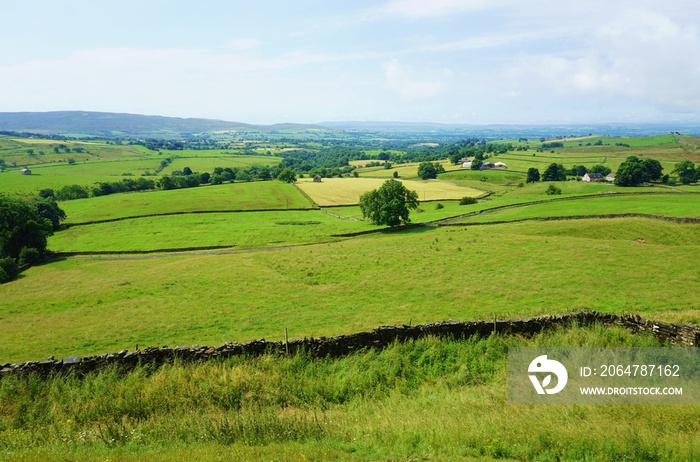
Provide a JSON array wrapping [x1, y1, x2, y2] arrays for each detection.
[[318, 120, 700, 138], [0, 111, 327, 138], [2, 111, 699, 140]]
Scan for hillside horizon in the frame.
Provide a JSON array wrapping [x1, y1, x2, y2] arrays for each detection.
[[2, 110, 700, 139]]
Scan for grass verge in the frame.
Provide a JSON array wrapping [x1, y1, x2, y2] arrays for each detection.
[[1, 325, 697, 461]]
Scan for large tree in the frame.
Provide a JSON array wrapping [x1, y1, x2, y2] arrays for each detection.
[[526, 167, 540, 183], [0, 195, 62, 262], [590, 165, 612, 176], [614, 156, 645, 186], [542, 163, 566, 181], [277, 168, 297, 183], [359, 179, 419, 227], [673, 160, 697, 184], [641, 159, 663, 182], [417, 162, 444, 180]]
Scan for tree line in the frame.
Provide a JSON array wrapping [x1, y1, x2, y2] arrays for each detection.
[[52, 163, 294, 201], [523, 157, 698, 186]]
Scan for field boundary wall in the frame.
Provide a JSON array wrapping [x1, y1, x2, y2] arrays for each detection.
[[1, 310, 697, 378]]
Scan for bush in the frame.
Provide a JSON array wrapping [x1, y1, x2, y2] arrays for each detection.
[[0, 257, 20, 282], [19, 247, 41, 266], [435, 203, 444, 210], [459, 197, 477, 205], [545, 184, 562, 195], [0, 267, 8, 284]]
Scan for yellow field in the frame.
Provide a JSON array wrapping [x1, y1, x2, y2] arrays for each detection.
[[295, 177, 482, 206]]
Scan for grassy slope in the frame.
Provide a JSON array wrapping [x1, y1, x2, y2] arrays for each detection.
[[1, 327, 698, 461], [3, 218, 699, 363], [0, 136, 282, 196], [50, 210, 374, 252], [453, 192, 700, 223], [60, 181, 313, 223]]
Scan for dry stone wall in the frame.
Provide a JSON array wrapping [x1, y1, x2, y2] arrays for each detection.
[[1, 310, 697, 379]]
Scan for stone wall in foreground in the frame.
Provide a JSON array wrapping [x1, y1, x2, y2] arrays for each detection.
[[1, 310, 698, 378]]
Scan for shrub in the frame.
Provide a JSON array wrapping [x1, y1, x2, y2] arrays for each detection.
[[459, 197, 477, 205], [19, 247, 41, 266], [545, 184, 562, 195], [0, 257, 20, 282], [435, 203, 444, 210]]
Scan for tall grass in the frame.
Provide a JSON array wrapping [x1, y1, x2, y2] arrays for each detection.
[[1, 326, 697, 461]]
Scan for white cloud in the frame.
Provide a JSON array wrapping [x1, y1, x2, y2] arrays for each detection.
[[501, 6, 700, 117], [383, 59, 444, 102], [373, 0, 511, 18], [223, 38, 262, 51]]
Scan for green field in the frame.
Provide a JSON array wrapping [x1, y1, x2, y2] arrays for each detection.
[[3, 217, 698, 363], [50, 209, 374, 252], [0, 136, 282, 196], [60, 181, 313, 223], [159, 154, 280, 175], [452, 192, 700, 223]]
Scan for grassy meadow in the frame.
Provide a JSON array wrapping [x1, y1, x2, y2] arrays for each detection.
[[4, 217, 699, 363], [450, 192, 700, 224], [60, 181, 313, 224], [0, 136, 282, 196], [50, 209, 374, 252]]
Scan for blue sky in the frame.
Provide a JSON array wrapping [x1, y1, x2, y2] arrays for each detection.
[[2, 0, 700, 125]]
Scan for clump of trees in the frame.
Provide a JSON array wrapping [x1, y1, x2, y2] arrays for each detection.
[[359, 179, 419, 227], [277, 168, 297, 183], [673, 160, 698, 184], [0, 194, 65, 283], [542, 163, 567, 181], [417, 162, 445, 180], [53, 163, 292, 201], [614, 156, 663, 186]]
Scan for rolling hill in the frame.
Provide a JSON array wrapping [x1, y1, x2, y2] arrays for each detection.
[[0, 111, 330, 138]]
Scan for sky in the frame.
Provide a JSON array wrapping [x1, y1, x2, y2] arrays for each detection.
[[2, 0, 700, 125]]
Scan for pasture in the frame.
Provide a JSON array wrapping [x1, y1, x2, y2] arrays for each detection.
[[295, 177, 482, 205], [0, 136, 282, 196], [158, 154, 280, 175], [453, 192, 700, 223], [3, 217, 699, 363], [60, 181, 313, 223], [50, 209, 373, 252]]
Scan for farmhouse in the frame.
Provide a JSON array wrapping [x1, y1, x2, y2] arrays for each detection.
[[462, 161, 472, 168], [480, 162, 496, 170], [313, 175, 322, 182], [494, 162, 507, 169], [21, 168, 31, 175], [606, 173, 616, 182], [582, 172, 604, 182]]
